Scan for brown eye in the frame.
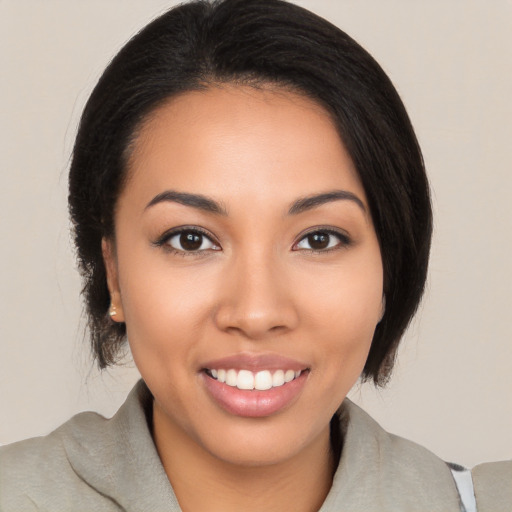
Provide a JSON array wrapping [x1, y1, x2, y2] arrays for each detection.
[[294, 229, 350, 252], [307, 232, 330, 250], [180, 231, 203, 251], [165, 229, 219, 252]]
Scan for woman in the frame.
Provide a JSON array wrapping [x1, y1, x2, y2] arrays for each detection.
[[0, 1, 510, 510]]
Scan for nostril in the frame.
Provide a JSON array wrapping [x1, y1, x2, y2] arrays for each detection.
[[212, 279, 299, 338]]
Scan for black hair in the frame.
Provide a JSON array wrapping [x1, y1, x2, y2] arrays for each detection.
[[69, 0, 432, 385]]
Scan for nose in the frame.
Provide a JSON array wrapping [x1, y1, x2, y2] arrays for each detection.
[[213, 252, 299, 340]]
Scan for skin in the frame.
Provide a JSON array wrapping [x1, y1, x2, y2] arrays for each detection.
[[103, 85, 384, 512]]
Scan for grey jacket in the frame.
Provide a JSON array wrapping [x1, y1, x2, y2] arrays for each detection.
[[1, 380, 510, 511]]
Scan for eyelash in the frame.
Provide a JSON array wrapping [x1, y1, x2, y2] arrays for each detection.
[[153, 226, 351, 256], [292, 228, 351, 254], [153, 226, 221, 257]]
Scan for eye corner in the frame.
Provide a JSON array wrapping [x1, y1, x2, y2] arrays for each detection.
[[292, 227, 352, 253], [153, 226, 221, 255]]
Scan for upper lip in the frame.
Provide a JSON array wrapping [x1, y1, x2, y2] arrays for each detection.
[[201, 352, 309, 372]]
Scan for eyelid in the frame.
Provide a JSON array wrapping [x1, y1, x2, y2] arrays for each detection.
[[152, 225, 221, 251], [152, 225, 351, 254], [292, 226, 351, 252]]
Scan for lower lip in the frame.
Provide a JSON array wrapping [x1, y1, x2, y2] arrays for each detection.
[[202, 371, 308, 418]]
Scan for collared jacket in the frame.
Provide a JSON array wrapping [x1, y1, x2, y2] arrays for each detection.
[[1, 380, 510, 511]]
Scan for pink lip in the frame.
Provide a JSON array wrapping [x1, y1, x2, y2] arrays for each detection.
[[201, 352, 308, 372], [200, 353, 310, 417], [202, 371, 308, 418]]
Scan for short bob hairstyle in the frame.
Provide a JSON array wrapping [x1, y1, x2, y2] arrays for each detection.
[[69, 0, 432, 385]]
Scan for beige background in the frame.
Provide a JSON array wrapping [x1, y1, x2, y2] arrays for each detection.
[[0, 0, 510, 468]]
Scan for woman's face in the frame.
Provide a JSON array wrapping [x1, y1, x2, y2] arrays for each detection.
[[104, 85, 384, 467]]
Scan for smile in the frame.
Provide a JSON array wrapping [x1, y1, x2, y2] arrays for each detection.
[[205, 369, 303, 391]]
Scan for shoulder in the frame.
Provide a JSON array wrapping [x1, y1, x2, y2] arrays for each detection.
[[0, 381, 176, 512], [472, 460, 512, 511], [323, 399, 462, 512], [0, 410, 120, 512]]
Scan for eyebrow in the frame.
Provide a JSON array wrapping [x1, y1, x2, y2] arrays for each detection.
[[145, 189, 366, 217], [288, 190, 366, 215], [145, 190, 228, 215]]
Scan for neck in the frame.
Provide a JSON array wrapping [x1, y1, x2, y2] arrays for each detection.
[[152, 404, 335, 512]]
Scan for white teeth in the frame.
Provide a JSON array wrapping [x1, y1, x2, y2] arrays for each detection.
[[254, 370, 272, 391], [208, 368, 303, 390], [272, 369, 285, 387], [284, 369, 295, 383], [226, 369, 237, 386], [237, 370, 254, 390]]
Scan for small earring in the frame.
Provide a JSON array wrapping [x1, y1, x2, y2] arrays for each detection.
[[109, 304, 117, 318]]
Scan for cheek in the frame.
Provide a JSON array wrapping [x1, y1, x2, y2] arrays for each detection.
[[300, 255, 383, 334], [116, 247, 220, 359], [298, 251, 383, 375]]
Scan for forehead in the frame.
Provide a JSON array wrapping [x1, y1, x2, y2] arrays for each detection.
[[124, 85, 366, 209]]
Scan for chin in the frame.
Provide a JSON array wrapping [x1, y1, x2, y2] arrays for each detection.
[[194, 414, 330, 469]]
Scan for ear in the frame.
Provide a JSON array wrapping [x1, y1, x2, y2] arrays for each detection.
[[102, 238, 125, 323]]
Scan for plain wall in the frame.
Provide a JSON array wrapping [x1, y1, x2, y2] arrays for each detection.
[[0, 0, 510, 468]]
